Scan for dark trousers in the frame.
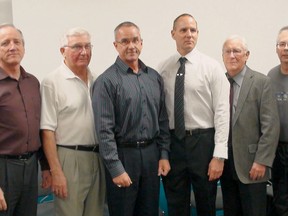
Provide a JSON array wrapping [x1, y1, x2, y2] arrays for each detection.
[[221, 158, 267, 216], [162, 129, 217, 216], [269, 143, 288, 216], [106, 143, 160, 216], [0, 154, 38, 216]]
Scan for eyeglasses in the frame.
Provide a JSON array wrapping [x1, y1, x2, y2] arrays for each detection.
[[223, 49, 244, 56], [277, 42, 288, 49], [64, 44, 93, 52], [115, 38, 142, 46]]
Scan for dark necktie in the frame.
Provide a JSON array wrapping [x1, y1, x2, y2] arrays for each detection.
[[174, 57, 187, 139], [228, 77, 234, 145]]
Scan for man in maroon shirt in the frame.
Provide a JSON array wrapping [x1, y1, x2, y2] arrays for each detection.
[[0, 24, 49, 216]]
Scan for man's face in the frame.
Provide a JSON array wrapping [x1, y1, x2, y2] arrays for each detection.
[[61, 34, 92, 71], [171, 15, 199, 56], [276, 30, 288, 64], [0, 26, 25, 68], [222, 38, 249, 77], [114, 26, 142, 64]]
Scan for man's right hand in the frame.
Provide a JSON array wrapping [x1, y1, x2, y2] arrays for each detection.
[[112, 172, 132, 188], [50, 169, 68, 199], [0, 188, 7, 211]]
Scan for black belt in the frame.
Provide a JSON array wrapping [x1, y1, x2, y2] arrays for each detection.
[[279, 141, 288, 145], [57, 145, 99, 153], [117, 139, 154, 148], [0, 152, 35, 161], [170, 128, 214, 136]]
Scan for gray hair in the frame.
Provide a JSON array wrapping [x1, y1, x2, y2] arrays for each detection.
[[222, 35, 249, 52], [60, 27, 91, 47], [0, 23, 25, 45], [277, 26, 288, 43], [114, 21, 140, 40]]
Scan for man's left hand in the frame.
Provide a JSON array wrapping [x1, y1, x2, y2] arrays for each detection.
[[249, 162, 266, 181], [208, 157, 224, 181], [158, 159, 171, 176]]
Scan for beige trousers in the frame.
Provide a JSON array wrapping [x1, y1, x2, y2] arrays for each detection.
[[55, 147, 106, 216]]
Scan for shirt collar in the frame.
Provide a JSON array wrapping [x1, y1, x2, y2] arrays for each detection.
[[228, 66, 247, 87], [115, 56, 148, 74], [175, 48, 200, 65], [0, 66, 30, 81], [60, 61, 93, 82]]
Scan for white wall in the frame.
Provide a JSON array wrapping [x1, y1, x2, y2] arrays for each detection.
[[12, 0, 288, 81], [0, 0, 13, 23]]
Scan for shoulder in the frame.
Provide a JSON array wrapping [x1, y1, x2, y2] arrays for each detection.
[[21, 67, 40, 87], [41, 66, 65, 86], [247, 67, 269, 80], [158, 54, 178, 73], [246, 68, 272, 89], [94, 64, 122, 91], [267, 65, 281, 77], [146, 65, 161, 77], [25, 72, 39, 84], [197, 51, 223, 70]]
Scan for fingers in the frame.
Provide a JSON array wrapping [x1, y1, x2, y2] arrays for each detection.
[[0, 200, 7, 211], [158, 167, 170, 176], [52, 184, 68, 199], [117, 178, 132, 188], [249, 170, 265, 180], [0, 188, 7, 211], [249, 163, 266, 181]]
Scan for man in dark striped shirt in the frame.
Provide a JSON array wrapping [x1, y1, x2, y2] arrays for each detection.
[[92, 21, 170, 216]]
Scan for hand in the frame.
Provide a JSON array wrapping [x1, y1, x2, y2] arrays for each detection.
[[50, 168, 68, 199], [41, 170, 52, 189], [249, 162, 266, 181], [112, 172, 132, 188], [207, 157, 224, 181], [0, 188, 7, 211], [158, 159, 171, 176]]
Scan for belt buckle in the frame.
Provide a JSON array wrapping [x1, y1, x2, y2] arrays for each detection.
[[18, 154, 28, 161], [187, 130, 193, 136], [136, 141, 144, 148], [92, 145, 97, 152]]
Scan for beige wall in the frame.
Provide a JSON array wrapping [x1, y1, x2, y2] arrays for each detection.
[[0, 0, 12, 23], [12, 0, 288, 81]]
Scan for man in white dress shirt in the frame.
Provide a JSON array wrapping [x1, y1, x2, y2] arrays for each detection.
[[158, 13, 229, 216]]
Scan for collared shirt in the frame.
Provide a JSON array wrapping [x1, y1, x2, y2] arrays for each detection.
[[158, 48, 229, 158], [40, 62, 97, 145], [92, 56, 170, 178], [229, 66, 246, 118], [0, 66, 41, 155], [268, 65, 288, 142]]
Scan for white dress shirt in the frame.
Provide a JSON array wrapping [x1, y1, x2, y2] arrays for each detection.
[[158, 48, 230, 158]]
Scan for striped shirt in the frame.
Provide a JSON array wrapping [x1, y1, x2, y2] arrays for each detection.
[[92, 56, 170, 178]]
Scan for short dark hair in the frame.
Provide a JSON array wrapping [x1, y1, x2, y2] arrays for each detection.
[[173, 13, 197, 30], [114, 21, 140, 40]]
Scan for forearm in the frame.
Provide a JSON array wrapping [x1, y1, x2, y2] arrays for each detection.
[[41, 129, 62, 172]]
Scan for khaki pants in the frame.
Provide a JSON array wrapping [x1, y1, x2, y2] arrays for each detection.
[[55, 147, 106, 216]]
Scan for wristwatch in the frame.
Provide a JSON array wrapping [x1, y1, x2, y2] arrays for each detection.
[[214, 157, 225, 162]]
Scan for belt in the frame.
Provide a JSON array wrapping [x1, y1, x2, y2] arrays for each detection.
[[57, 145, 99, 153], [279, 141, 288, 145], [0, 152, 35, 161], [170, 128, 214, 136], [117, 139, 154, 148]]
